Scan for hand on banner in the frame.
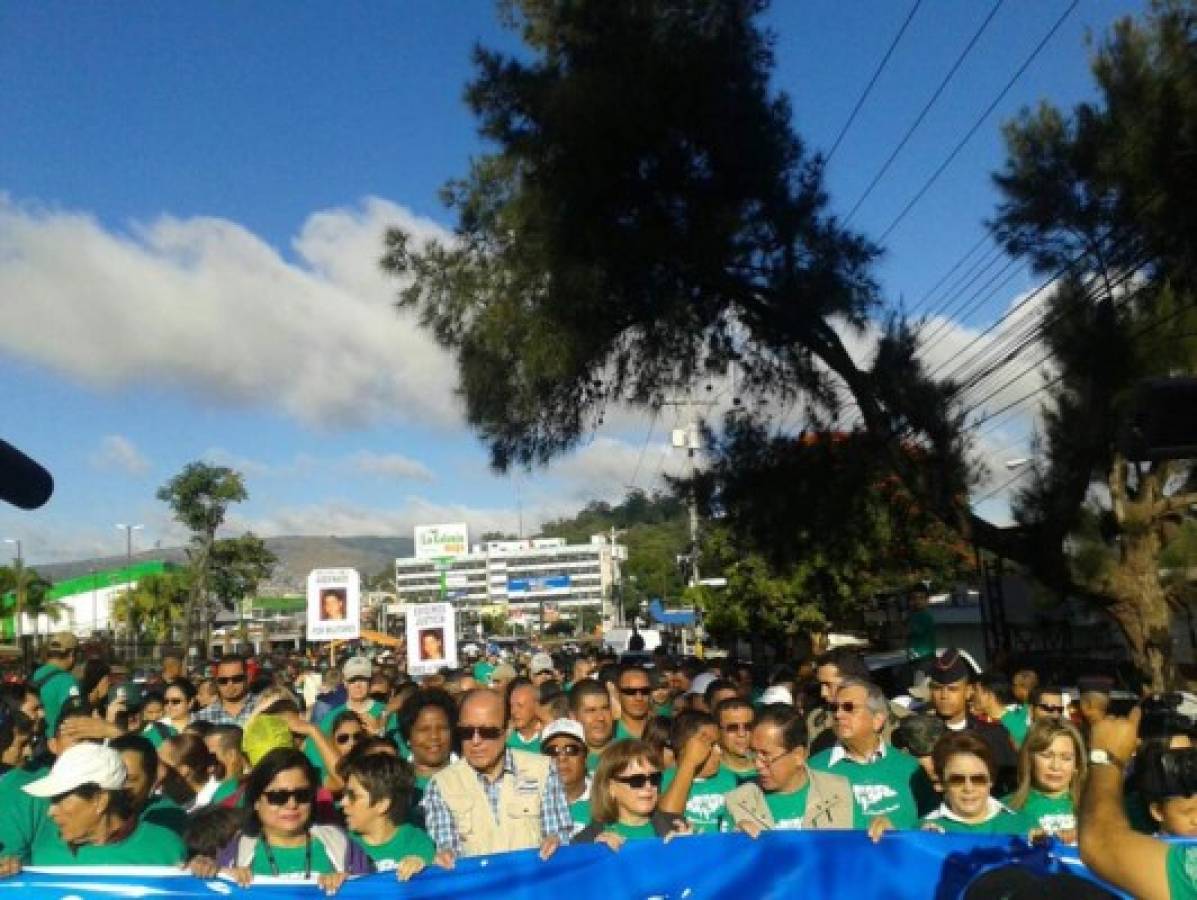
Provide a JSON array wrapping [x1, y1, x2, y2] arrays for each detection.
[[867, 816, 895, 843], [0, 857, 21, 878], [738, 819, 765, 839], [317, 872, 348, 895], [228, 866, 254, 888], [538, 835, 561, 861], [662, 820, 693, 844], [434, 848, 456, 870], [395, 856, 427, 882], [593, 832, 625, 853], [188, 856, 219, 878]]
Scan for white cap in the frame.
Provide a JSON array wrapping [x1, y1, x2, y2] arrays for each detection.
[[530, 652, 555, 675], [23, 743, 126, 798], [760, 685, 794, 706], [343, 656, 373, 681], [541, 718, 586, 747], [686, 671, 718, 697]]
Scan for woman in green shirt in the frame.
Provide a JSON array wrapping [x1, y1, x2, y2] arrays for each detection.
[[1004, 718, 1085, 842], [919, 731, 1023, 835], [574, 739, 690, 849], [340, 753, 435, 881]]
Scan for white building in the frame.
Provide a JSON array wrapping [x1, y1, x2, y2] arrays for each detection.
[[394, 530, 627, 631]]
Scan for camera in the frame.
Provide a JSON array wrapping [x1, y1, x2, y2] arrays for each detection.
[[1139, 692, 1197, 741], [1140, 746, 1197, 801]]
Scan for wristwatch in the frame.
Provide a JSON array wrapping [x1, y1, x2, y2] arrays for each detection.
[[1089, 749, 1126, 769]]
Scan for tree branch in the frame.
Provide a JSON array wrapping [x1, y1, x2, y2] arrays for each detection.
[[1111, 454, 1129, 525], [1154, 492, 1197, 519]]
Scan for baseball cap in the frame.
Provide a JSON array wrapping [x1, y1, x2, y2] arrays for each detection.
[[47, 632, 78, 653], [530, 653, 555, 675], [929, 648, 973, 685], [759, 685, 794, 706], [242, 714, 295, 767], [24, 743, 126, 797], [541, 718, 586, 748], [343, 656, 373, 681], [686, 671, 718, 697], [108, 682, 144, 711], [491, 662, 517, 683]]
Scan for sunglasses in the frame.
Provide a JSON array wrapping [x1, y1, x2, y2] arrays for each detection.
[[612, 772, 663, 790], [620, 687, 652, 697], [1037, 703, 1066, 715], [335, 731, 365, 745], [455, 725, 504, 742], [721, 723, 752, 733], [945, 773, 991, 787], [216, 674, 247, 685], [262, 787, 315, 806], [827, 701, 862, 714], [543, 744, 584, 758]]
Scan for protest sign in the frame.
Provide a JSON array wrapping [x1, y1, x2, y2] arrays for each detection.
[[306, 568, 361, 642], [406, 601, 457, 678]]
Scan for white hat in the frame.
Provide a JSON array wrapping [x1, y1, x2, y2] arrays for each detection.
[[686, 671, 718, 697], [760, 685, 794, 706], [23, 743, 126, 798], [343, 656, 373, 681], [530, 652, 555, 675], [541, 718, 586, 747]]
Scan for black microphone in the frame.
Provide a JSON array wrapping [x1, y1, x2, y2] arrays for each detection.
[[0, 438, 54, 510]]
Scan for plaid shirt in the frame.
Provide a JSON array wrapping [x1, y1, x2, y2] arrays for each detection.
[[194, 694, 259, 727], [423, 749, 573, 855]]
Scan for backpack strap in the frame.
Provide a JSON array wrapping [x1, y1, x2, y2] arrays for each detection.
[[235, 834, 259, 869], [310, 824, 349, 872]]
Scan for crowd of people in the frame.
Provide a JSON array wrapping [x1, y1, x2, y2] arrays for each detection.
[[0, 631, 1194, 897]]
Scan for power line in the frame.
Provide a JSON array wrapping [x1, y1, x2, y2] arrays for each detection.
[[626, 407, 660, 491], [843, 0, 1004, 226], [905, 232, 992, 321], [825, 0, 923, 164], [918, 256, 1025, 354], [876, 0, 1080, 242], [914, 241, 1008, 328], [971, 464, 1033, 506]]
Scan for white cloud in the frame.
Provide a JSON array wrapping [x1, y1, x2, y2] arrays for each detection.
[[346, 451, 434, 483], [544, 435, 688, 502], [0, 195, 460, 428], [89, 435, 150, 475]]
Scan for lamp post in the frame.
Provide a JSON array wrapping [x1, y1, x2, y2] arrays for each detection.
[[3, 538, 23, 653], [115, 524, 143, 658]]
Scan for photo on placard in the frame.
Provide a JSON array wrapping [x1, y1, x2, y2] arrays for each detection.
[[419, 627, 446, 661], [320, 587, 348, 621]]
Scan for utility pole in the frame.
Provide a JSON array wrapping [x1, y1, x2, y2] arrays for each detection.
[[665, 395, 715, 589]]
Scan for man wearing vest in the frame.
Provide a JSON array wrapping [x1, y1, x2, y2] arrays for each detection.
[[808, 677, 921, 829], [423, 689, 573, 865], [31, 633, 81, 739]]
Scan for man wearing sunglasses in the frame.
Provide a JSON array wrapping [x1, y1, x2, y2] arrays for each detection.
[[613, 666, 653, 740], [808, 678, 921, 829], [423, 688, 573, 864], [195, 657, 259, 727], [541, 718, 591, 835]]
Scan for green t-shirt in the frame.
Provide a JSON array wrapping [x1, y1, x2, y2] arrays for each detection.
[[586, 750, 603, 774], [473, 661, 496, 685], [210, 777, 244, 806], [305, 700, 389, 776], [921, 804, 1025, 835], [31, 819, 185, 866], [1000, 706, 1030, 747], [765, 783, 811, 830], [249, 836, 337, 877], [31, 664, 80, 738], [808, 746, 921, 829], [0, 765, 51, 861], [720, 762, 759, 787], [614, 720, 647, 742], [654, 702, 673, 718], [506, 729, 542, 753], [1167, 844, 1197, 899], [143, 794, 188, 835], [607, 820, 656, 841], [352, 824, 435, 870], [142, 721, 177, 749], [661, 766, 736, 834], [569, 797, 592, 831], [1006, 789, 1074, 836], [906, 609, 936, 660]]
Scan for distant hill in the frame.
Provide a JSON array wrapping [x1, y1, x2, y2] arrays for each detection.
[[35, 535, 414, 593]]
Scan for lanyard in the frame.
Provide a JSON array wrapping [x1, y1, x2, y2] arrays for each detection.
[[261, 833, 312, 878]]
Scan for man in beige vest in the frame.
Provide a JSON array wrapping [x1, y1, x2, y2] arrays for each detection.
[[423, 689, 574, 865]]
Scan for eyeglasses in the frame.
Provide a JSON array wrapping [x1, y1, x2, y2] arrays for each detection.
[[455, 725, 504, 742], [749, 748, 798, 768], [721, 723, 752, 733], [1037, 703, 1066, 715], [945, 773, 991, 787], [827, 701, 862, 714], [543, 744, 584, 758], [216, 674, 247, 685], [620, 686, 652, 697], [335, 731, 365, 745], [612, 772, 663, 789], [262, 787, 315, 806]]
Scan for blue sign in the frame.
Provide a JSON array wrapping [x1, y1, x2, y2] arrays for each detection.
[[506, 575, 571, 594], [0, 832, 1144, 900]]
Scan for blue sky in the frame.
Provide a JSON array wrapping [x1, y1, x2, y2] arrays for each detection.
[[0, 1, 1145, 564]]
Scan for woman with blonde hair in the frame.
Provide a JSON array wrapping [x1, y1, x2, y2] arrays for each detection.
[[573, 739, 689, 851], [1004, 717, 1087, 842]]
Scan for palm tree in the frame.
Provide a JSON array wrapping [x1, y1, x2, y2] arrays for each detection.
[[112, 572, 189, 657], [21, 573, 61, 643]]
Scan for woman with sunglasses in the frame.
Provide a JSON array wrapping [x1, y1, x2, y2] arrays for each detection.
[[1004, 718, 1086, 842], [916, 731, 1023, 834], [195, 748, 372, 891], [330, 712, 368, 757], [574, 740, 689, 851]]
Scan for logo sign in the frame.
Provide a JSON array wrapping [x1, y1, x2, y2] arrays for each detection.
[[306, 569, 361, 642], [414, 523, 470, 560], [506, 575, 571, 594], [406, 602, 458, 678]]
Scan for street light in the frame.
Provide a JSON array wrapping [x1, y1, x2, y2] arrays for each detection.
[[3, 538, 22, 646]]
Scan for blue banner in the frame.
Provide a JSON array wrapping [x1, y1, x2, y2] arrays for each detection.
[[0, 832, 1141, 899]]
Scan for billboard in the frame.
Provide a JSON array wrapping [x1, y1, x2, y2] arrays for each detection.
[[406, 601, 458, 678], [414, 523, 470, 560], [306, 568, 361, 642], [507, 574, 571, 595]]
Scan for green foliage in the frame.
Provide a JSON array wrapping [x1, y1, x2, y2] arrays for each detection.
[[208, 533, 277, 611], [157, 463, 247, 538], [112, 571, 190, 642]]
